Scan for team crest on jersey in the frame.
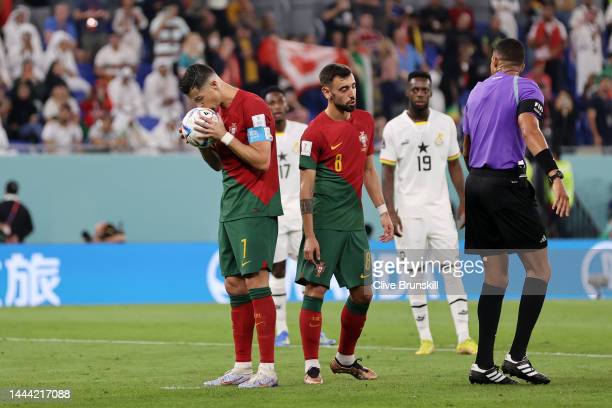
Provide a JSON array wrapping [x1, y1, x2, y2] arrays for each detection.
[[229, 123, 238, 135], [315, 261, 326, 277], [292, 140, 300, 153], [359, 131, 368, 152], [435, 133, 444, 146]]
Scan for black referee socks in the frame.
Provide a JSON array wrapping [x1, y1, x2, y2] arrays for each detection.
[[509, 277, 548, 362], [475, 283, 506, 370]]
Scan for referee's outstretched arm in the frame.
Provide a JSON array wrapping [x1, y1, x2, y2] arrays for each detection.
[[518, 113, 570, 217]]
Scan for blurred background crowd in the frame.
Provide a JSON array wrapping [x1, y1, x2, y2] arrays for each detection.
[[0, 0, 610, 154]]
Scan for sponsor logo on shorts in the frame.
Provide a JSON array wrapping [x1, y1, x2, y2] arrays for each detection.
[[331, 142, 342, 150], [360, 273, 371, 279]]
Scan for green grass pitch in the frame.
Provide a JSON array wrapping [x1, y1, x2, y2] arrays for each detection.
[[1, 300, 611, 407]]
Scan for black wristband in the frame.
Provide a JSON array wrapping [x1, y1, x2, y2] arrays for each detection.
[[534, 149, 558, 174]]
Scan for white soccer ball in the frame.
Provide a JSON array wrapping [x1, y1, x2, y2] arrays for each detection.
[[181, 107, 219, 148]]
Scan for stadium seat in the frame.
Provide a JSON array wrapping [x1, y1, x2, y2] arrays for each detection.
[[138, 115, 159, 131], [136, 63, 152, 88], [78, 63, 96, 86]]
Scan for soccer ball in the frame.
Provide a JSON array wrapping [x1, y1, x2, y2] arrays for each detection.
[[181, 107, 219, 148]]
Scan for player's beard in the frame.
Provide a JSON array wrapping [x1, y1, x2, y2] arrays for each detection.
[[331, 95, 356, 113]]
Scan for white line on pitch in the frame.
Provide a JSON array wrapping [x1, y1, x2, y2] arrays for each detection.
[[3, 337, 611, 359]]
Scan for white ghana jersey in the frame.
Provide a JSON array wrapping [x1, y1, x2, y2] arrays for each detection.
[[276, 120, 308, 229], [380, 109, 461, 215]]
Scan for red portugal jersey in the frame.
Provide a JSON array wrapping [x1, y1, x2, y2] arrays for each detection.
[[215, 90, 283, 221], [299, 109, 375, 231]]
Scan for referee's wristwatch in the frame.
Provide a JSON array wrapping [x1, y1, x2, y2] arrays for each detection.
[[548, 169, 564, 184]]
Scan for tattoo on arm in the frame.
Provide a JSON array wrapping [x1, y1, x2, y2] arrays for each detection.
[[300, 199, 313, 214]]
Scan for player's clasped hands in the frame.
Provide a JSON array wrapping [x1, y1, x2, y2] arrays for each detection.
[[551, 179, 571, 218], [193, 115, 227, 141], [379, 212, 394, 242]]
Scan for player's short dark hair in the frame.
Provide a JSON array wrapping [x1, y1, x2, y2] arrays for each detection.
[[319, 63, 353, 87], [178, 64, 216, 95], [493, 38, 525, 66], [262, 86, 285, 99], [408, 71, 432, 84], [6, 180, 18, 195]]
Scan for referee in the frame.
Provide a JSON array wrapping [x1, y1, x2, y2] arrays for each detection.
[[463, 39, 570, 385]]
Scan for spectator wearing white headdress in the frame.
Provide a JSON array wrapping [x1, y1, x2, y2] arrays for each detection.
[[108, 66, 145, 135], [44, 30, 91, 96], [112, 0, 148, 58], [3, 6, 42, 52], [94, 32, 138, 80], [7, 25, 45, 81], [144, 58, 182, 119]]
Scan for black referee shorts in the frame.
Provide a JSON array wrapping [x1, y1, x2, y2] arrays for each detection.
[[465, 167, 547, 255]]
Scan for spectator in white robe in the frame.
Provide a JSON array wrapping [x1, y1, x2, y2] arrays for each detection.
[[3, 6, 42, 53], [7, 25, 45, 81], [44, 30, 91, 96], [570, 2, 605, 96], [94, 32, 138, 80], [490, 0, 519, 39], [148, 115, 181, 152], [108, 67, 145, 135], [144, 58, 182, 119], [112, 0, 148, 58], [42, 83, 80, 121], [41, 102, 83, 153]]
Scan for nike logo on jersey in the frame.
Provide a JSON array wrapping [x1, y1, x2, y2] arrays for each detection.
[[331, 142, 342, 150], [401, 140, 410, 145], [360, 273, 371, 279]]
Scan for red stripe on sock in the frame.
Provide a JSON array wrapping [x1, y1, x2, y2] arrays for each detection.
[[251, 295, 276, 363], [338, 304, 367, 356], [299, 308, 322, 360], [231, 301, 254, 362]]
